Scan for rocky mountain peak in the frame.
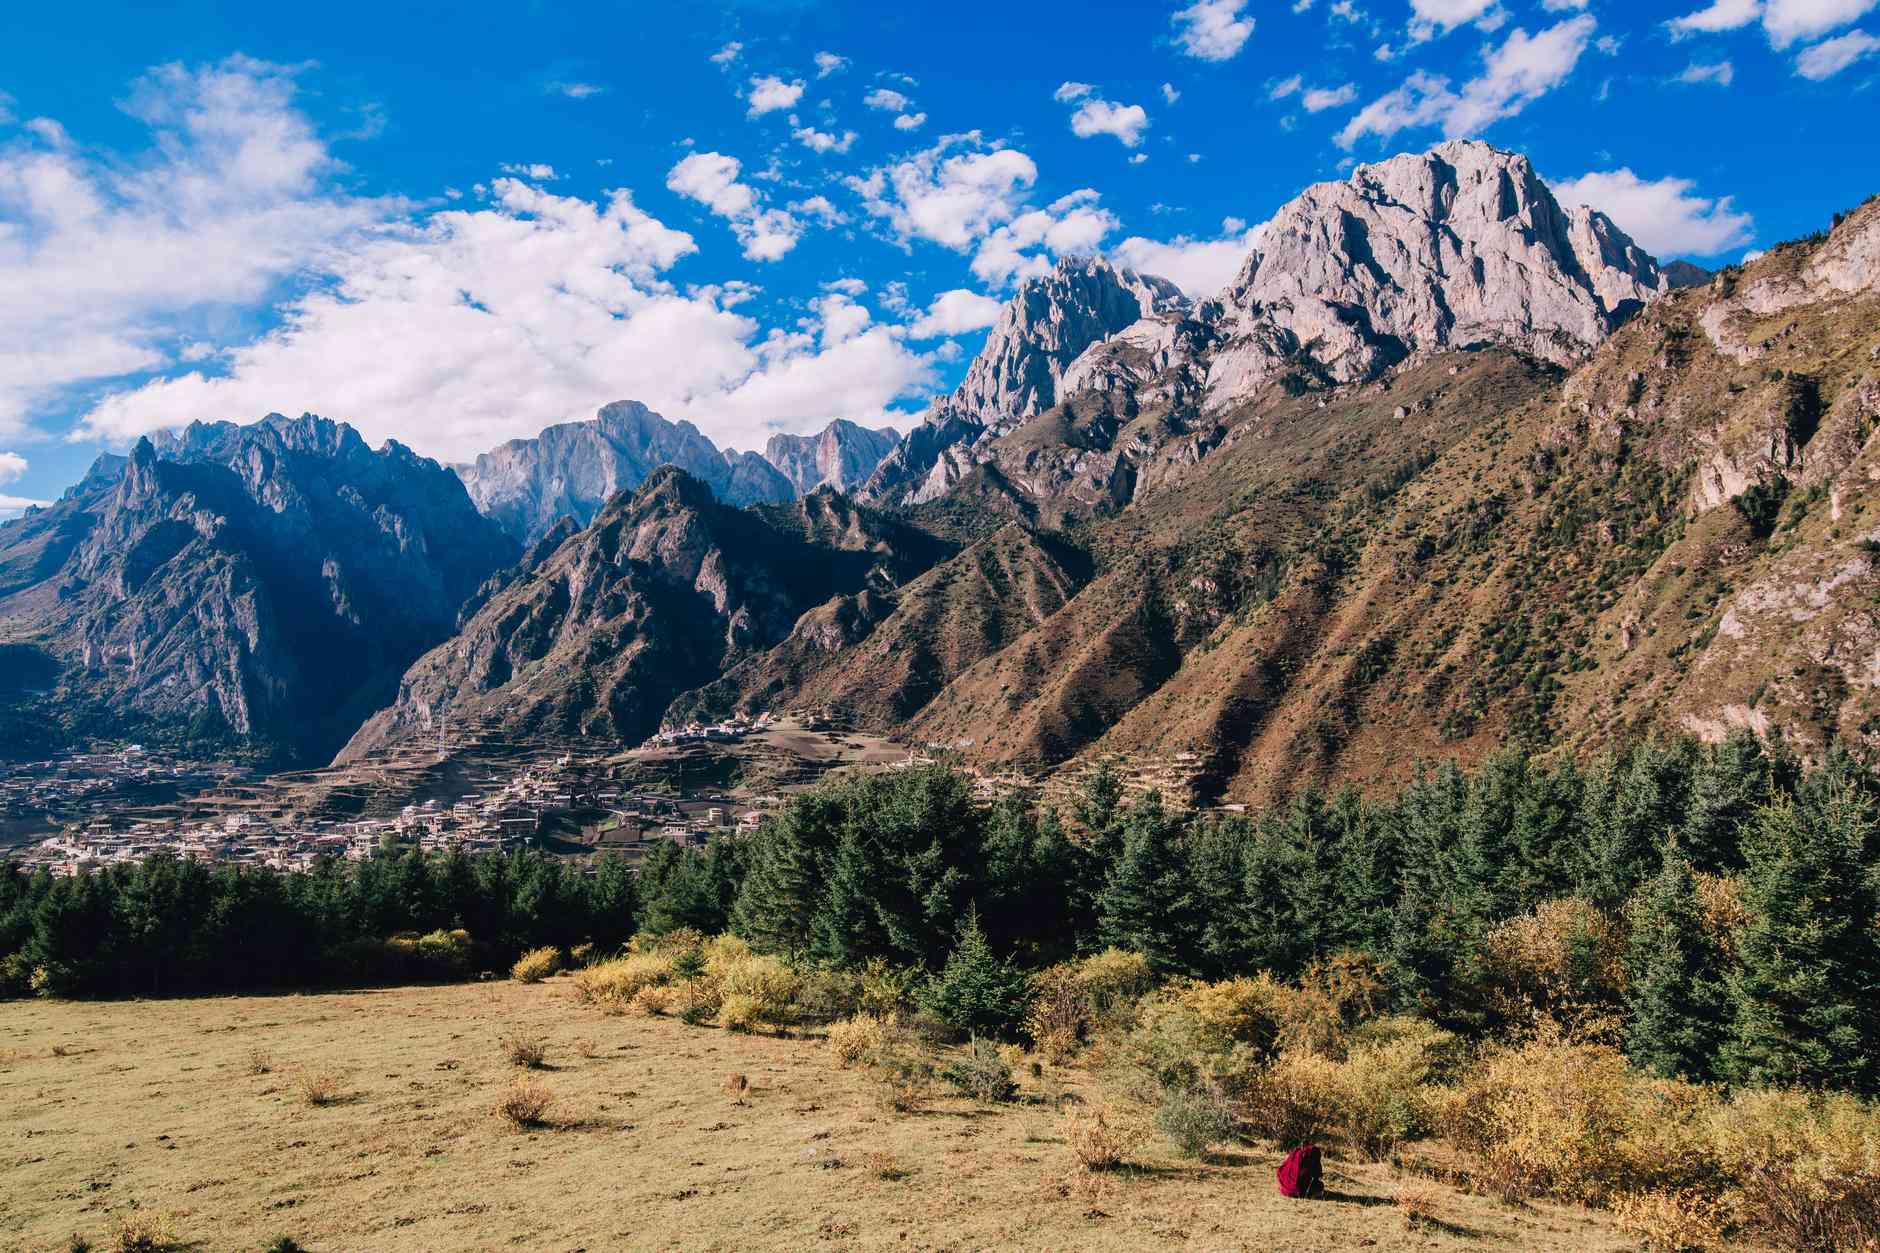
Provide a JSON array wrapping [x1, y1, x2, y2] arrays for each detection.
[[764, 419, 900, 496], [953, 255, 1189, 435], [1205, 139, 1673, 405]]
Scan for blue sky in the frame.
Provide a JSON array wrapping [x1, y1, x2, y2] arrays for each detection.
[[2, 0, 1877, 511]]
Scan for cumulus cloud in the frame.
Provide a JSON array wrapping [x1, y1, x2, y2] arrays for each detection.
[[865, 87, 911, 111], [1172, 0, 1256, 61], [1676, 60, 1737, 84], [0, 451, 25, 484], [0, 55, 391, 440], [846, 132, 1037, 250], [1337, 15, 1596, 147], [546, 81, 605, 99], [1053, 82, 1095, 103], [1668, 0, 1877, 47], [792, 121, 858, 154], [814, 52, 849, 77], [1268, 74, 1304, 100], [1067, 97, 1150, 146], [1408, 0, 1509, 43], [907, 288, 1004, 338], [893, 112, 927, 130], [1302, 83, 1359, 110], [75, 176, 934, 458], [745, 75, 805, 116], [666, 152, 802, 261], [1551, 168, 1755, 256], [1112, 217, 1266, 299], [500, 162, 560, 180], [971, 190, 1120, 285], [1161, 82, 1182, 103], [1795, 28, 1880, 76], [710, 42, 743, 65]]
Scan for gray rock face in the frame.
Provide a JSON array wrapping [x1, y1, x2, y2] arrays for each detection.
[[860, 257, 1187, 505], [0, 413, 515, 763], [956, 257, 1189, 435], [455, 400, 794, 544], [764, 420, 900, 496], [1202, 139, 1673, 408]]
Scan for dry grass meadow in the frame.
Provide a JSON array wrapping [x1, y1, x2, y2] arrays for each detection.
[[0, 977, 1640, 1251]]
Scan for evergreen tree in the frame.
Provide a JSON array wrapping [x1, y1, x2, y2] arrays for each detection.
[[1191, 812, 1253, 977], [919, 909, 1032, 1038], [731, 790, 842, 954], [1624, 850, 1727, 1080], [1097, 792, 1199, 973], [1454, 748, 1527, 931], [1680, 729, 1769, 875], [1722, 788, 1880, 1092]]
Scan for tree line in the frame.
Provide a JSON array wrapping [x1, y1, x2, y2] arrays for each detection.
[[5, 731, 1878, 1094]]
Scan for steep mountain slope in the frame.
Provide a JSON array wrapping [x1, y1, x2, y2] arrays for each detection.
[[860, 257, 1189, 506], [455, 400, 793, 543], [337, 469, 950, 760], [455, 403, 903, 544], [0, 416, 516, 763], [763, 420, 900, 496]]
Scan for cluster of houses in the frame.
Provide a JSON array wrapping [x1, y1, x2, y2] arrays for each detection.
[[7, 748, 767, 878], [641, 711, 774, 748]]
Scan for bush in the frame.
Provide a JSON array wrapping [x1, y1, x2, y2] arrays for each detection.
[[1611, 1190, 1726, 1253], [860, 958, 922, 1017], [827, 1013, 892, 1067], [1024, 948, 1158, 1062], [1475, 899, 1627, 1038], [872, 1049, 937, 1115], [719, 992, 762, 1033], [510, 946, 561, 984], [112, 1213, 174, 1253], [1707, 1088, 1880, 1249], [294, 1070, 347, 1107], [630, 984, 673, 1016], [494, 1078, 554, 1128], [711, 948, 805, 1030], [1235, 1050, 1342, 1147], [1335, 1020, 1458, 1159], [574, 953, 673, 1007], [1065, 1104, 1140, 1171], [1155, 1084, 1236, 1159], [1438, 1034, 1716, 1203], [569, 942, 597, 967], [501, 1033, 548, 1069], [941, 1036, 1017, 1103]]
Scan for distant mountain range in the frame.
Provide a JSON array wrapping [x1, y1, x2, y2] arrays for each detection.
[[5, 138, 1878, 802]]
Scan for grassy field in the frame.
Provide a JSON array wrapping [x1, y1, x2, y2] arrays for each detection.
[[1, 978, 1638, 1252]]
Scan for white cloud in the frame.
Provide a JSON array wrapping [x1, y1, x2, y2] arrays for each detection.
[[1302, 83, 1359, 111], [846, 133, 1037, 250], [1269, 74, 1304, 100], [499, 163, 559, 180], [790, 194, 848, 225], [710, 42, 743, 65], [74, 177, 933, 458], [1172, 0, 1256, 61], [665, 151, 803, 261], [0, 492, 50, 519], [1337, 15, 1596, 146], [971, 192, 1121, 285], [1409, 0, 1508, 43], [823, 277, 867, 296], [0, 55, 391, 440], [1551, 168, 1755, 257], [547, 82, 605, 99], [745, 75, 805, 116], [1668, 0, 1877, 46], [907, 288, 1003, 338], [1161, 82, 1182, 103], [865, 87, 911, 111], [1053, 82, 1094, 103], [1766, 0, 1878, 47], [1676, 60, 1737, 84], [815, 52, 849, 78], [893, 112, 927, 130], [792, 122, 857, 154], [1068, 98, 1150, 146], [1795, 27, 1880, 76], [0, 451, 25, 484], [1112, 218, 1266, 298]]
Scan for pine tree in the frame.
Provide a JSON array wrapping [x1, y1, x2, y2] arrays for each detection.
[[1191, 812, 1253, 977], [1096, 792, 1199, 973], [1722, 787, 1880, 1092], [1680, 729, 1769, 874], [1454, 748, 1527, 931], [919, 909, 1032, 1039], [1624, 850, 1727, 1080]]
